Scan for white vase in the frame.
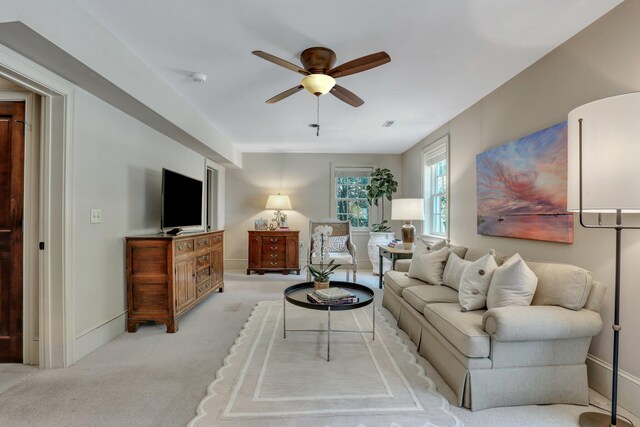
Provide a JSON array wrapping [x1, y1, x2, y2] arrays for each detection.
[[367, 232, 395, 275]]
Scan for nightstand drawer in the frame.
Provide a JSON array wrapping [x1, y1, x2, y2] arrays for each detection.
[[262, 236, 285, 244]]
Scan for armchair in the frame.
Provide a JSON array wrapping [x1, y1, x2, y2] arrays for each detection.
[[307, 220, 357, 282]]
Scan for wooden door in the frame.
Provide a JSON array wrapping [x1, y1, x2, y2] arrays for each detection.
[[211, 246, 223, 286], [0, 101, 25, 362]]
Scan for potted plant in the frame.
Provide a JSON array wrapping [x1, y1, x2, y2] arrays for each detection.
[[365, 167, 398, 274], [307, 225, 341, 289]]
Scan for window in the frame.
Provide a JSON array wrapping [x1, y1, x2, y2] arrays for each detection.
[[332, 166, 373, 229], [423, 136, 449, 237]]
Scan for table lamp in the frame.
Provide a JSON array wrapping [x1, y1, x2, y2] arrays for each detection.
[[567, 92, 640, 427], [391, 198, 424, 248], [265, 193, 292, 230]]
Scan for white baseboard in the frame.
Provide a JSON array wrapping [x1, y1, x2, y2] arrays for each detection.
[[587, 354, 640, 417], [73, 311, 126, 363]]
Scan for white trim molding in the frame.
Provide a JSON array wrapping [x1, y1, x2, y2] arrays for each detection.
[[587, 354, 640, 418], [0, 44, 75, 368]]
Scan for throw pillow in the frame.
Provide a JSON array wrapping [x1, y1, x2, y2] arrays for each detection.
[[442, 253, 471, 291], [426, 239, 447, 252], [486, 253, 538, 309], [458, 250, 498, 311], [407, 246, 450, 285], [326, 235, 348, 252], [447, 244, 468, 260]]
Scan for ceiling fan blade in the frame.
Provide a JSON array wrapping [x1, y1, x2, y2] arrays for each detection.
[[328, 51, 391, 78], [266, 85, 304, 104], [252, 51, 309, 75], [330, 85, 364, 108]]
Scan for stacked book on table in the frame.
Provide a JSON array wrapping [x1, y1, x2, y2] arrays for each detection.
[[307, 287, 358, 304], [387, 239, 404, 249]]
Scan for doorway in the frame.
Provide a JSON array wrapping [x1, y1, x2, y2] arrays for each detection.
[[0, 100, 25, 362]]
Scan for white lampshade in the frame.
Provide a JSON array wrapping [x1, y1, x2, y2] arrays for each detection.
[[265, 194, 292, 210], [301, 74, 336, 96], [391, 198, 425, 220], [567, 92, 640, 213]]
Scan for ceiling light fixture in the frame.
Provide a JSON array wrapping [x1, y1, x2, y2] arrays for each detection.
[[301, 74, 336, 96], [191, 72, 207, 83], [383, 120, 395, 127]]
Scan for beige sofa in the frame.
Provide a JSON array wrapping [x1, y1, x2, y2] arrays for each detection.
[[382, 246, 605, 411]]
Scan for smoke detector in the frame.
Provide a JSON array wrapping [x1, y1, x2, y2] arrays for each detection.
[[191, 72, 207, 83]]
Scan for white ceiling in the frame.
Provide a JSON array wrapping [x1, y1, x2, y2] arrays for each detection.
[[77, 0, 620, 154]]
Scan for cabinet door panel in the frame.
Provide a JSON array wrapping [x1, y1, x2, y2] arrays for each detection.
[[211, 248, 223, 285], [175, 259, 195, 310], [248, 236, 262, 268], [286, 235, 299, 269]]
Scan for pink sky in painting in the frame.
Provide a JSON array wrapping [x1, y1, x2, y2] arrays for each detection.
[[476, 122, 573, 243], [477, 122, 568, 216]]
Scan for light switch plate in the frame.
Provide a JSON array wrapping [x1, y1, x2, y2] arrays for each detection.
[[90, 209, 102, 224]]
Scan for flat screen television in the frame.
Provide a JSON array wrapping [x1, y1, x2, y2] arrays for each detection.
[[161, 168, 203, 234]]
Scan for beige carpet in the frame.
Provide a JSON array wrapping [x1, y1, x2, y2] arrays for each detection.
[[190, 300, 461, 427]]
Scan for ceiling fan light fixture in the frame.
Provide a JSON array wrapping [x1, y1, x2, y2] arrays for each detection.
[[301, 74, 336, 96]]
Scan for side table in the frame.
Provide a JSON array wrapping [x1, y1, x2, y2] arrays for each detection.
[[378, 245, 414, 288]]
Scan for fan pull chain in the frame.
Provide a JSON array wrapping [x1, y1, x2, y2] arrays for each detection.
[[316, 96, 320, 137]]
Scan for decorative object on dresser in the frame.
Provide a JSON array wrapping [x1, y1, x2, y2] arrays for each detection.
[[247, 230, 300, 275], [568, 92, 640, 427], [391, 198, 425, 248], [264, 193, 292, 230], [125, 230, 224, 333]]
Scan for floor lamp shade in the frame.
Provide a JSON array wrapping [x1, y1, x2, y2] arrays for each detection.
[[567, 92, 640, 213], [567, 92, 640, 427]]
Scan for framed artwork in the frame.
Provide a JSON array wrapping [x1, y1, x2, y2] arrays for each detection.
[[254, 218, 268, 231], [476, 121, 573, 243]]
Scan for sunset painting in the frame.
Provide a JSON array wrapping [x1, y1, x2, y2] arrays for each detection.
[[476, 121, 573, 243]]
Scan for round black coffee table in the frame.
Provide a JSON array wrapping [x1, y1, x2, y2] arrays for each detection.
[[283, 281, 375, 361]]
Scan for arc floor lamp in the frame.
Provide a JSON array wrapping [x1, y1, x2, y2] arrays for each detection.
[[567, 92, 640, 427]]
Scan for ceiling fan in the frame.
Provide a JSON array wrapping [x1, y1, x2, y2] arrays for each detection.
[[252, 47, 391, 108]]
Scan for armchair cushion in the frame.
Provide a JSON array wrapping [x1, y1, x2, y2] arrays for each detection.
[[483, 305, 603, 342], [311, 252, 354, 265], [327, 235, 349, 252]]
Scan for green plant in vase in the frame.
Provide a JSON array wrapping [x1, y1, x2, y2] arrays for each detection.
[[365, 167, 398, 231]]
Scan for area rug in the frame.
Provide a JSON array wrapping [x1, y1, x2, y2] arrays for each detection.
[[189, 300, 462, 427]]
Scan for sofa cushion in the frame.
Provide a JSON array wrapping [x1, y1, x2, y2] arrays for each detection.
[[443, 253, 471, 291], [384, 271, 426, 296], [448, 244, 469, 260], [394, 259, 411, 272], [464, 247, 508, 265], [458, 251, 498, 311], [527, 260, 593, 310], [402, 285, 459, 313], [408, 246, 449, 285], [487, 254, 538, 309], [423, 303, 490, 358]]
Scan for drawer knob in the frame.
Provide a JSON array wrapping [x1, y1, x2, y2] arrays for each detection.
[[270, 238, 277, 242], [271, 254, 277, 258], [270, 262, 278, 265], [270, 246, 277, 250]]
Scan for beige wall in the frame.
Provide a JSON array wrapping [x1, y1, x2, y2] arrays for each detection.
[[402, 0, 640, 383], [225, 153, 402, 271]]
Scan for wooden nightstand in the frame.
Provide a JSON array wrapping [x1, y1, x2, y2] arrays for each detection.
[[247, 230, 300, 275]]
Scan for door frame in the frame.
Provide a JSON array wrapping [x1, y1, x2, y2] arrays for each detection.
[[0, 44, 75, 368], [0, 92, 36, 365]]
